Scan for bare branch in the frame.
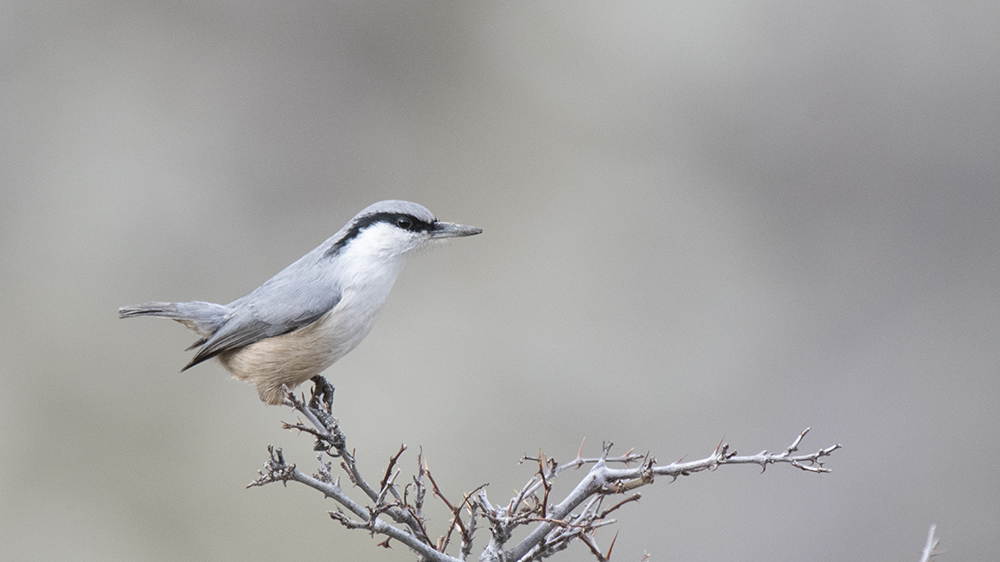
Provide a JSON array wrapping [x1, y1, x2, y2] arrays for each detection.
[[919, 524, 942, 562], [578, 532, 607, 562], [503, 430, 839, 562], [261, 379, 443, 558], [380, 443, 408, 494], [253, 381, 841, 562], [598, 494, 641, 519], [298, 462, 455, 561], [247, 445, 295, 489]]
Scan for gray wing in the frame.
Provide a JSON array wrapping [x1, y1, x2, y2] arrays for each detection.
[[182, 268, 342, 371]]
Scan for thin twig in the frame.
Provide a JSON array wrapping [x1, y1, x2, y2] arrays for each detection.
[[919, 524, 941, 562], [256, 387, 841, 562]]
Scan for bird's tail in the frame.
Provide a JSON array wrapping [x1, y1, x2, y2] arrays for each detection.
[[119, 301, 230, 345]]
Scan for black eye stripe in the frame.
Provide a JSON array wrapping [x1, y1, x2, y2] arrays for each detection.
[[324, 212, 435, 258]]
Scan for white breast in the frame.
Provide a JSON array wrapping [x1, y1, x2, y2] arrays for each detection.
[[219, 227, 413, 404]]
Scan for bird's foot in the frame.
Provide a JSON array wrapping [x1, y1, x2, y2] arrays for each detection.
[[309, 375, 335, 413], [306, 375, 344, 452]]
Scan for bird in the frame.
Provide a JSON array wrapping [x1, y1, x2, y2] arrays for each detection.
[[119, 200, 482, 405]]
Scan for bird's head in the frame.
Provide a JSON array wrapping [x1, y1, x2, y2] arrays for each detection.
[[325, 200, 482, 263]]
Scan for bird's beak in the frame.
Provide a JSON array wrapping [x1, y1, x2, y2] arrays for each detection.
[[430, 222, 483, 239]]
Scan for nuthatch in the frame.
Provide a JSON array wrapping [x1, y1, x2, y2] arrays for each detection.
[[120, 200, 481, 404]]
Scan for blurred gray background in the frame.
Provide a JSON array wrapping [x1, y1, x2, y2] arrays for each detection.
[[2, 1, 997, 561]]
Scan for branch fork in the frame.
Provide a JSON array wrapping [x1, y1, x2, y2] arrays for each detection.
[[248, 378, 842, 562]]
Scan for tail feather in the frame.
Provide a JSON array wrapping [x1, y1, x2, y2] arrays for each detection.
[[118, 302, 181, 318], [118, 301, 230, 339], [185, 337, 209, 351]]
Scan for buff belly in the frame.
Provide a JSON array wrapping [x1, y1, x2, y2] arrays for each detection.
[[217, 307, 376, 405]]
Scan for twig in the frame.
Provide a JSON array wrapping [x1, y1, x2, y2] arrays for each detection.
[[253, 384, 841, 562], [919, 524, 941, 562], [503, 430, 839, 562]]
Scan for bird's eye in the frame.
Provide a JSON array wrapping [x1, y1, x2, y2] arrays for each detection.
[[396, 217, 413, 230]]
